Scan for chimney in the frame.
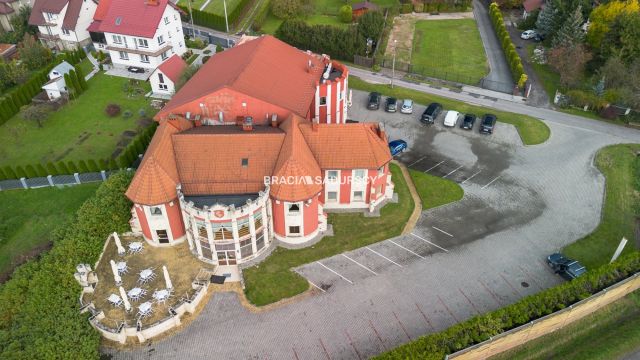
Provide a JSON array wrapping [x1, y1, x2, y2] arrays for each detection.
[[145, 0, 159, 6], [271, 114, 278, 128], [312, 118, 319, 132], [242, 116, 253, 131]]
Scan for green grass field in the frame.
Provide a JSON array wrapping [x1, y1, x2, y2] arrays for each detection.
[[0, 73, 154, 168], [203, 0, 243, 16], [409, 170, 464, 209], [490, 290, 640, 360], [243, 163, 414, 306], [349, 76, 550, 145], [563, 144, 640, 269], [411, 20, 488, 85], [77, 58, 95, 78], [0, 184, 99, 278]]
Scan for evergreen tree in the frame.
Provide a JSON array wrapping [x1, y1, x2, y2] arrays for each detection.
[[64, 73, 75, 99], [75, 66, 88, 91], [46, 162, 58, 176], [15, 165, 27, 178], [56, 161, 70, 174], [35, 164, 48, 177], [99, 158, 109, 170], [593, 77, 605, 97], [536, 1, 558, 35], [552, 5, 585, 48], [77, 160, 89, 173], [67, 161, 79, 174], [0, 167, 5, 180], [108, 158, 118, 170], [87, 159, 99, 172], [25, 165, 37, 178], [69, 70, 83, 95], [3, 166, 16, 179]]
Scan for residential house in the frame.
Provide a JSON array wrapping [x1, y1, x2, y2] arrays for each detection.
[[125, 36, 394, 268], [523, 0, 544, 19], [41, 60, 73, 100], [352, 1, 378, 19], [29, 0, 98, 51], [149, 54, 187, 97], [87, 0, 186, 77], [0, 0, 30, 32]]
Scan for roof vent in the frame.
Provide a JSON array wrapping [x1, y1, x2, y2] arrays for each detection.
[[145, 0, 159, 6], [115, 16, 122, 26], [242, 116, 253, 131]]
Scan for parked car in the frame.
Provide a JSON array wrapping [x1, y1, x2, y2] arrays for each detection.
[[460, 114, 476, 130], [547, 253, 587, 281], [388, 140, 407, 156], [533, 33, 545, 42], [385, 97, 397, 112], [479, 114, 497, 134], [400, 99, 413, 114], [367, 92, 381, 110], [420, 102, 442, 124], [127, 66, 146, 74], [521, 30, 537, 39], [443, 110, 460, 127]]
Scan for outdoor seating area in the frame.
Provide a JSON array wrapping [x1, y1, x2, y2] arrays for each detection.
[[86, 234, 209, 327]]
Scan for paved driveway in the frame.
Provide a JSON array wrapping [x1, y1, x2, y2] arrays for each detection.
[[110, 92, 639, 360]]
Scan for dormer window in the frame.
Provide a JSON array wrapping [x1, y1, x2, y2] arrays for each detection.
[[241, 158, 248, 167], [288, 203, 300, 213]]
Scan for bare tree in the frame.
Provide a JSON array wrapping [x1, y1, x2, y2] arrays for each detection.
[[20, 104, 52, 128]]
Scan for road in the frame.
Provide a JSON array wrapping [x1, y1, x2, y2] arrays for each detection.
[[109, 80, 640, 359]]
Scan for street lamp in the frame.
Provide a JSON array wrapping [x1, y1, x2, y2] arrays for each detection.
[[223, 0, 230, 48], [187, 0, 195, 40], [391, 40, 397, 88]]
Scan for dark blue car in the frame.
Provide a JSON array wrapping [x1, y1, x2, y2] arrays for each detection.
[[389, 140, 407, 156]]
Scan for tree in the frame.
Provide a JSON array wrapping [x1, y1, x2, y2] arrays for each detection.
[[536, 1, 558, 35], [552, 5, 585, 48], [69, 70, 82, 95], [271, 0, 303, 19], [600, 12, 640, 64], [14, 165, 27, 178], [587, 0, 640, 50], [75, 66, 88, 91], [24, 164, 37, 178], [35, 163, 47, 177], [3, 166, 17, 179], [77, 160, 89, 173], [20, 104, 51, 128], [87, 159, 99, 172], [548, 44, 592, 87], [339, 5, 352, 23], [18, 33, 51, 70], [66, 161, 78, 174], [357, 11, 385, 42], [56, 161, 69, 174], [46, 162, 58, 176], [64, 73, 76, 99]]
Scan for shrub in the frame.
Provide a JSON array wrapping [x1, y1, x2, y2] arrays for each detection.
[[372, 64, 381, 72], [401, 3, 413, 13], [414, 2, 425, 12], [2, 166, 16, 179], [0, 172, 134, 359], [185, 37, 206, 49], [488, 2, 526, 86], [24, 165, 37, 178], [216, 44, 223, 53], [339, 5, 353, 23], [46, 162, 58, 176], [56, 161, 70, 174], [35, 164, 47, 177], [122, 109, 132, 119], [87, 159, 100, 172], [66, 161, 79, 174], [77, 160, 89, 173], [105, 103, 121, 117], [202, 56, 211, 63]]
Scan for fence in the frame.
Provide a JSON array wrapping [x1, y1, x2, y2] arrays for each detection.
[[0, 171, 115, 191], [448, 273, 640, 359], [379, 57, 515, 93]]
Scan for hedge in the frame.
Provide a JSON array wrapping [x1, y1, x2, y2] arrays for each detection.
[[488, 2, 525, 87], [179, 0, 252, 32], [0, 171, 134, 359], [375, 251, 640, 359], [0, 122, 158, 181]]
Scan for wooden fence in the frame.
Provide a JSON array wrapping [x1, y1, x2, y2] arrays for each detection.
[[449, 273, 640, 359]]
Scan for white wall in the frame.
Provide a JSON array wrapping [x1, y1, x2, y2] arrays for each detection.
[[149, 68, 176, 94], [104, 5, 185, 69], [323, 170, 340, 205], [142, 204, 176, 244], [283, 201, 304, 237], [37, 0, 97, 48]]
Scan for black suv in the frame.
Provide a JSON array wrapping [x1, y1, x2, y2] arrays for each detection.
[[479, 114, 497, 134], [547, 253, 587, 281], [460, 114, 476, 130], [421, 102, 442, 124], [385, 97, 397, 112], [367, 92, 381, 110]]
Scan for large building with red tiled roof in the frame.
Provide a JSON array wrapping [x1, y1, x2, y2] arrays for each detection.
[[127, 36, 394, 267]]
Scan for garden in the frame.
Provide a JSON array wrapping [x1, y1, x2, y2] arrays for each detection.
[[0, 73, 156, 174]]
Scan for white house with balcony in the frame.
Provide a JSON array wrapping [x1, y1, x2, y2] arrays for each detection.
[[87, 0, 186, 79], [29, 0, 98, 51]]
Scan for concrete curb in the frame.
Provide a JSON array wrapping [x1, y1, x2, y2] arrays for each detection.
[[393, 160, 422, 235]]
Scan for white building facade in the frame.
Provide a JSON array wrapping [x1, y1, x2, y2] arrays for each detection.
[[29, 0, 97, 51]]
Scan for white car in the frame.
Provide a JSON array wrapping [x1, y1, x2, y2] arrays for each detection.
[[521, 30, 537, 39], [400, 99, 413, 114], [443, 110, 460, 127]]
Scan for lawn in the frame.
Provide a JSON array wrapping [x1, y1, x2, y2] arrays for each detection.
[[490, 290, 640, 360], [203, 0, 243, 16], [409, 170, 463, 209], [412, 20, 488, 85], [349, 76, 551, 145], [77, 58, 95, 78], [0, 73, 155, 168], [0, 184, 99, 279], [563, 144, 640, 269], [243, 163, 414, 306]]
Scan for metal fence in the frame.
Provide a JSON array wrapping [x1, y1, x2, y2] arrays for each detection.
[[183, 26, 236, 48], [379, 57, 515, 94], [0, 171, 114, 191]]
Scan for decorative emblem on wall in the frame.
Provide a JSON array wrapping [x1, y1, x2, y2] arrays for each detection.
[[214, 210, 225, 218]]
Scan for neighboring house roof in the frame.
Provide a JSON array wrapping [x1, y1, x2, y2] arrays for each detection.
[[155, 54, 187, 83], [42, 77, 66, 91], [97, 0, 176, 38], [523, 0, 544, 12], [49, 61, 74, 78], [29, 0, 87, 30], [126, 115, 391, 205], [157, 35, 325, 120], [0, 3, 14, 14], [352, 1, 378, 11], [86, 0, 111, 32]]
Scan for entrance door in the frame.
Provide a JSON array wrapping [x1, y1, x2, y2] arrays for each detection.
[[216, 251, 237, 265], [156, 230, 169, 244]]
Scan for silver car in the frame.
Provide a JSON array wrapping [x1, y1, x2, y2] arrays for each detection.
[[400, 99, 413, 114]]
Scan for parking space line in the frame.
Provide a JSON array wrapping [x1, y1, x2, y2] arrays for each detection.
[[342, 254, 378, 275], [461, 170, 482, 184], [366, 246, 403, 267], [432, 226, 454, 238], [443, 165, 463, 178], [308, 280, 326, 293], [410, 233, 449, 252], [316, 261, 353, 284], [389, 240, 426, 259], [424, 160, 445, 173], [408, 156, 426, 167], [481, 175, 502, 189]]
